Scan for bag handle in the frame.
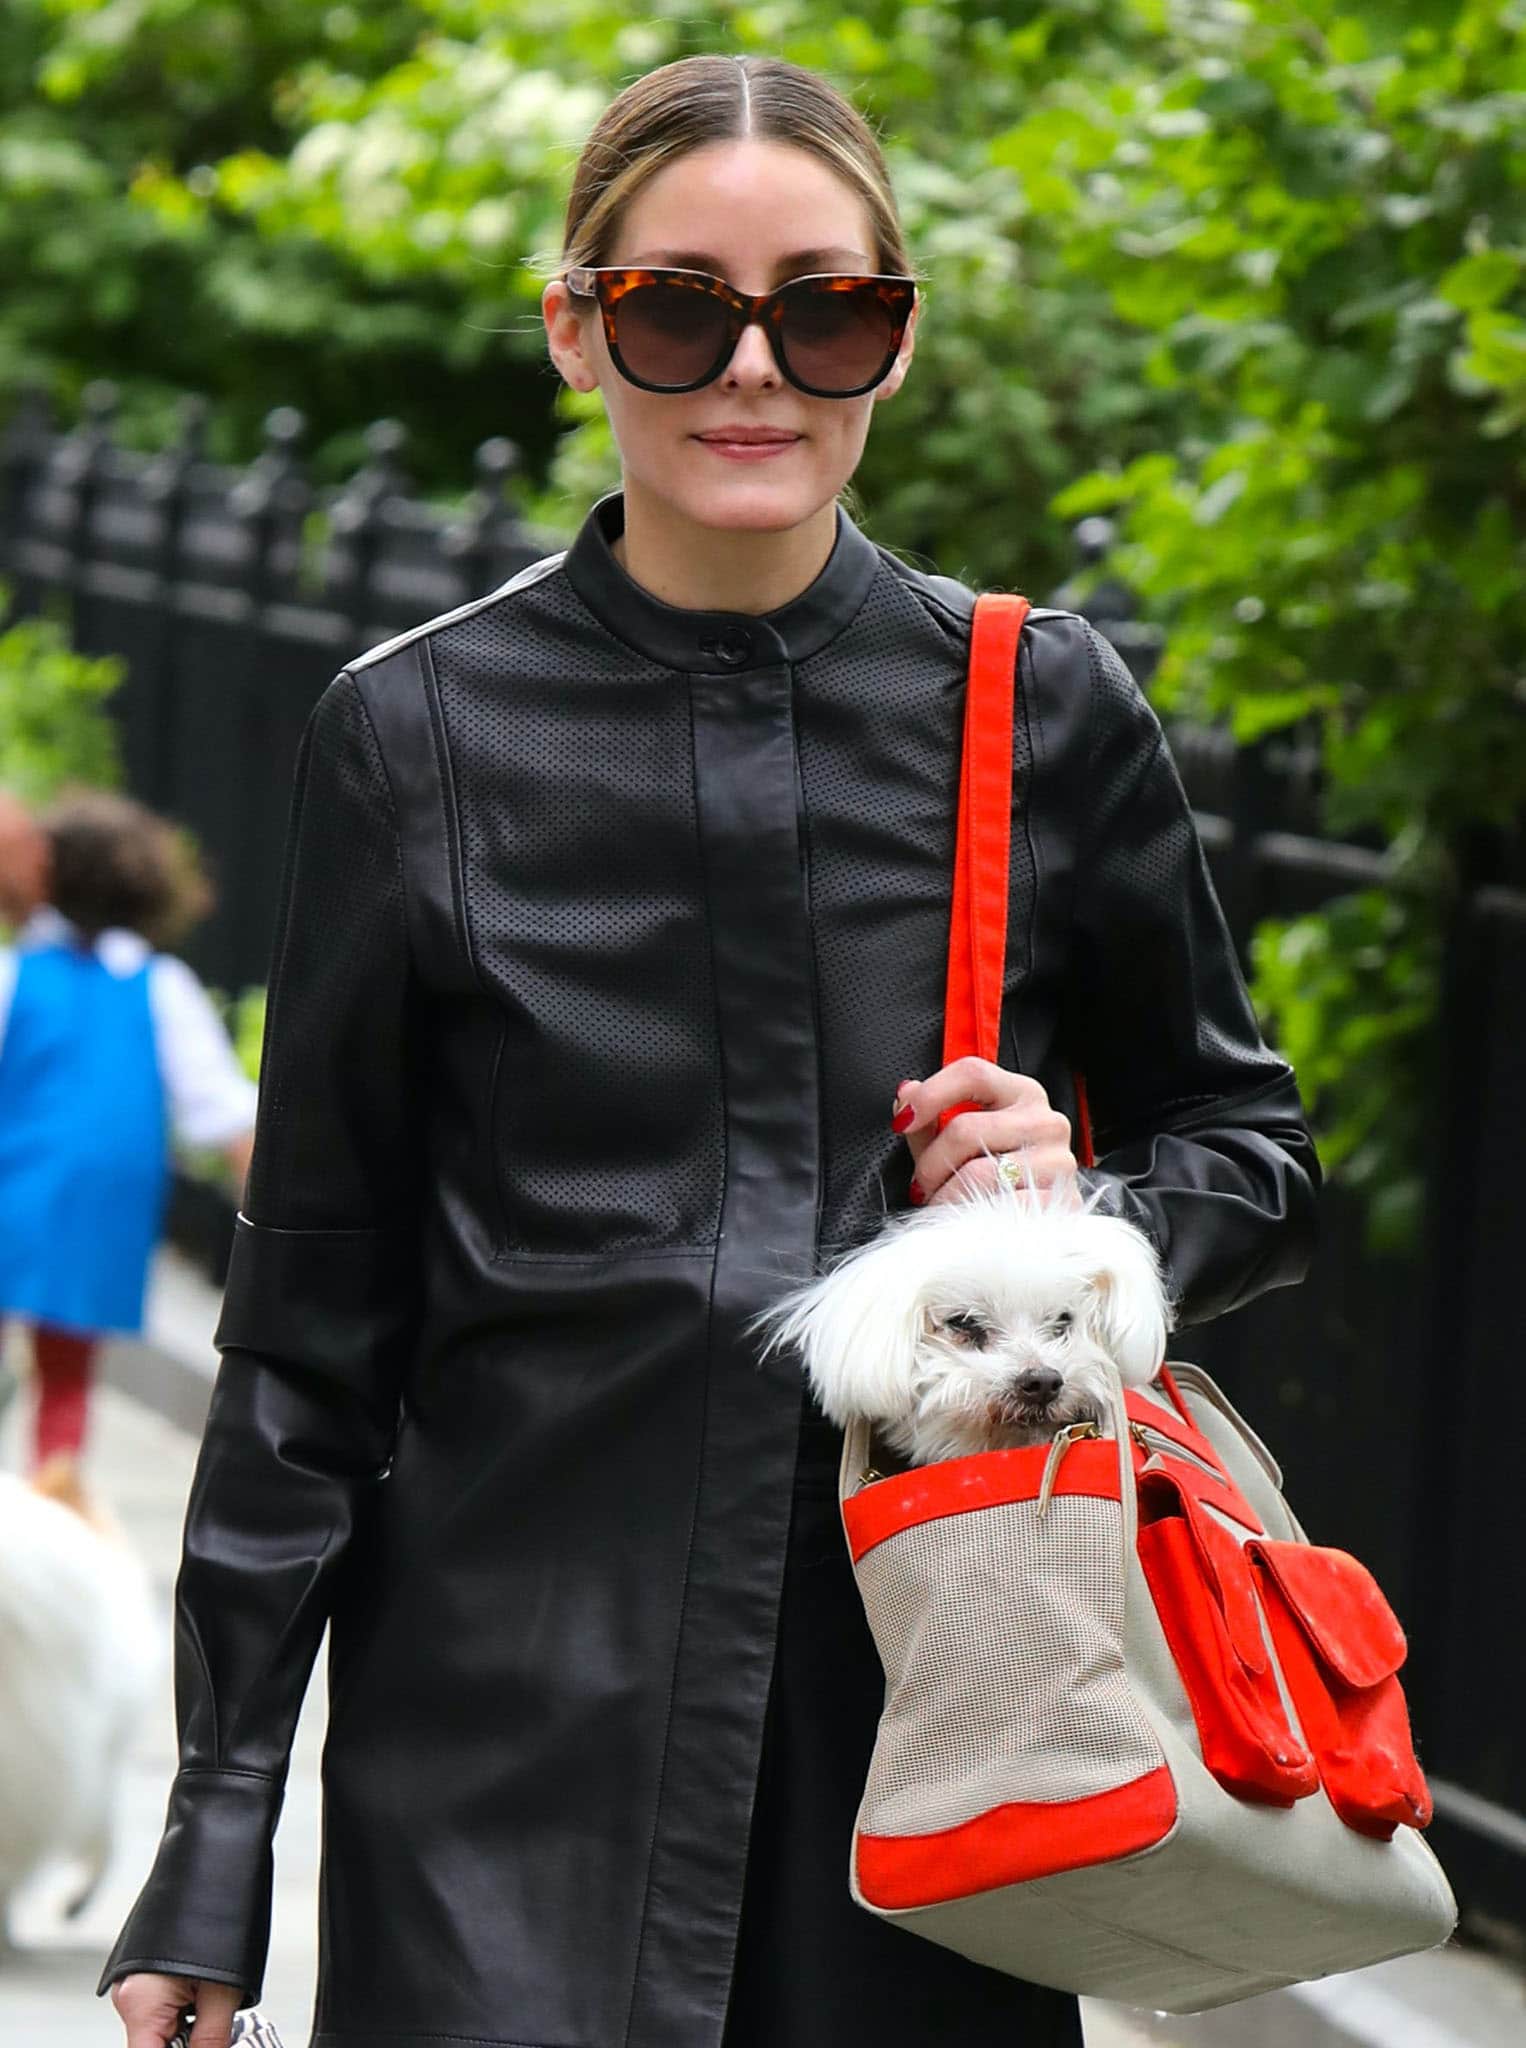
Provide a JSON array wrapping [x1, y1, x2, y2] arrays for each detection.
[[939, 593, 1095, 1168]]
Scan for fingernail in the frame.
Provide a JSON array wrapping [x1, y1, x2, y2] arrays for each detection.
[[891, 1102, 916, 1134], [908, 1180, 926, 1207]]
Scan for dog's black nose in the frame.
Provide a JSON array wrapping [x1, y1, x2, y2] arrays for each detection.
[[1015, 1366, 1063, 1405]]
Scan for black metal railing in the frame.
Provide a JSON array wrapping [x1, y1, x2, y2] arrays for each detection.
[[2, 382, 549, 992]]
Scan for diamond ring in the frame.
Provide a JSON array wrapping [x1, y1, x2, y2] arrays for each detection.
[[995, 1151, 1031, 1189]]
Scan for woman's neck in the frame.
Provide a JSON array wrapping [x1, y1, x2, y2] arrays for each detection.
[[610, 479, 838, 616]]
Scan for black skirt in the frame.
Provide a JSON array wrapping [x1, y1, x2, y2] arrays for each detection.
[[722, 1422, 1084, 2047]]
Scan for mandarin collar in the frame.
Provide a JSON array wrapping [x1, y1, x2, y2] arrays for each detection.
[[563, 489, 880, 673]]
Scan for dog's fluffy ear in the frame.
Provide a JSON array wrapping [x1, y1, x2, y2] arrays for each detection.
[[1082, 1216, 1175, 1386], [745, 1230, 928, 1430]]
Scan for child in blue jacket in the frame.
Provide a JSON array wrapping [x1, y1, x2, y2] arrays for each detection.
[[0, 788, 255, 1469]]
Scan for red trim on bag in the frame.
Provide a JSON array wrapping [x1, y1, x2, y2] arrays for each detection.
[[855, 1765, 1178, 1909], [1072, 1069, 1095, 1169], [1125, 1390, 1264, 1533], [844, 1440, 1122, 1564], [1154, 1365, 1197, 1430], [1131, 1445, 1263, 1535]]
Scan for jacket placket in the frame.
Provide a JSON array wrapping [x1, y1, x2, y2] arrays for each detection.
[[623, 649, 821, 2048]]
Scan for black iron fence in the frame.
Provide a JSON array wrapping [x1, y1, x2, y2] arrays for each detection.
[[2, 384, 1522, 1943], [1, 383, 549, 992]]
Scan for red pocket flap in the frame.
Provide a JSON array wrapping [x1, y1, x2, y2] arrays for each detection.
[[1248, 1539, 1406, 1690], [1140, 1468, 1266, 1676]]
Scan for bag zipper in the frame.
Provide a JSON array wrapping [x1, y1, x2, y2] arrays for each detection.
[[1036, 1419, 1103, 1518], [1129, 1419, 1224, 1484]]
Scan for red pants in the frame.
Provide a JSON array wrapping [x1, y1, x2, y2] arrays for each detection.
[[6, 1321, 99, 1469]]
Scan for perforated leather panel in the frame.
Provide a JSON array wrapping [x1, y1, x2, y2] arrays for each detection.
[[430, 583, 728, 1254]]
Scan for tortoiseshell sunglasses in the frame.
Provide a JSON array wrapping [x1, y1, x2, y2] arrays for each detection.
[[563, 267, 919, 398]]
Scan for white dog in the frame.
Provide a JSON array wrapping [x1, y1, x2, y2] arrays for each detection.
[[750, 1167, 1176, 1467], [0, 1458, 160, 1948]]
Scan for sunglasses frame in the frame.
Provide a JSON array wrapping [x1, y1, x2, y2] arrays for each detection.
[[563, 266, 919, 398]]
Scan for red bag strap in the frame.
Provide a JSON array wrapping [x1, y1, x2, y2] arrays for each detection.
[[940, 592, 1096, 1168]]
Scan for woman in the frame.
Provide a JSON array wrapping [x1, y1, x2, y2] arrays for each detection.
[[103, 51, 1320, 2048]]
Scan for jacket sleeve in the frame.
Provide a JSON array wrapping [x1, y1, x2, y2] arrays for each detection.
[[97, 669, 423, 2004], [1059, 622, 1323, 1328]]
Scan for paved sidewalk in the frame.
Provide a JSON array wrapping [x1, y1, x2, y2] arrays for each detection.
[[0, 1359, 327, 2044], [0, 1251, 1522, 2047]]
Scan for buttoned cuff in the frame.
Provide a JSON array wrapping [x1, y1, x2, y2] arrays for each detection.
[[95, 1767, 283, 2004]]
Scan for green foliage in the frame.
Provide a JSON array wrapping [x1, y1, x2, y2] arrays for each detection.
[[0, 0, 1165, 588], [1249, 857, 1442, 1257], [5, 0, 1523, 1247], [228, 983, 267, 1085], [1030, 0, 1526, 1248], [0, 583, 125, 802]]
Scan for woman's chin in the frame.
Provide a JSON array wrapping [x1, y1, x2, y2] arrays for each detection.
[[630, 458, 831, 534]]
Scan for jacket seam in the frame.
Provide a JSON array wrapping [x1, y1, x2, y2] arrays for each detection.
[[419, 636, 486, 998], [490, 1241, 718, 1265], [343, 552, 567, 673], [176, 1611, 221, 1768], [342, 665, 411, 973], [174, 1765, 278, 1783], [789, 675, 829, 1246], [231, 1218, 411, 1240], [621, 680, 728, 2045]]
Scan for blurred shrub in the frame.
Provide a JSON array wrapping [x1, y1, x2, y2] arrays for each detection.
[[0, 583, 124, 802], [1031, 0, 1526, 1247]]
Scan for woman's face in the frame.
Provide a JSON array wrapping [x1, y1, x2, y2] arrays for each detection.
[[543, 138, 919, 535]]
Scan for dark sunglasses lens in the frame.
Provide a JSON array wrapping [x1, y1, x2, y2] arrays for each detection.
[[614, 280, 730, 388], [780, 281, 903, 391]]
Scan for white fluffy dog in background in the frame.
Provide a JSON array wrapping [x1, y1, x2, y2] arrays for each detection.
[[750, 1168, 1176, 1466], [0, 1457, 160, 1949]]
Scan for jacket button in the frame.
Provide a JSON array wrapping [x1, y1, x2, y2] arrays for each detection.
[[702, 631, 752, 666]]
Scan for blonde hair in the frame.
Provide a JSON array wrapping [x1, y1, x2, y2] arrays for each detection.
[[551, 54, 921, 284]]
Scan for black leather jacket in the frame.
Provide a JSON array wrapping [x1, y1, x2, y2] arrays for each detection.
[[99, 488, 1320, 2046]]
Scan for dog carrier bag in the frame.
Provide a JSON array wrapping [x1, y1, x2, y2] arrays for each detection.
[[834, 594, 1458, 2012]]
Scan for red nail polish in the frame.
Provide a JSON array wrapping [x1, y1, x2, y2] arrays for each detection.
[[908, 1180, 926, 1207], [891, 1103, 915, 1134]]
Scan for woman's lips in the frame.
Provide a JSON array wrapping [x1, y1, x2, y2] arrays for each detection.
[[694, 435, 801, 462]]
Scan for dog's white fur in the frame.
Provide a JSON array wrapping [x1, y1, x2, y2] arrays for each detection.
[[750, 1168, 1176, 1465], [0, 1461, 160, 1946]]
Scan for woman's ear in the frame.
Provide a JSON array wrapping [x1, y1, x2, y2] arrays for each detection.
[[1083, 1217, 1175, 1387], [543, 279, 600, 394], [872, 292, 921, 406]]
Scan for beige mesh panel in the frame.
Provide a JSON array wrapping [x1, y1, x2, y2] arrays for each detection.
[[853, 1495, 1164, 1835]]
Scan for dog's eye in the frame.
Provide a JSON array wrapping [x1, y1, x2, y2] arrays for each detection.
[[1047, 1310, 1075, 1336], [942, 1311, 991, 1347]]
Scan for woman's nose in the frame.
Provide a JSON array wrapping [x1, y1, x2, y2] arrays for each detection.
[[723, 318, 780, 385]]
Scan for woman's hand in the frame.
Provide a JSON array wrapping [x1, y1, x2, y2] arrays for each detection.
[[111, 1970, 241, 2047], [891, 1058, 1079, 1206]]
